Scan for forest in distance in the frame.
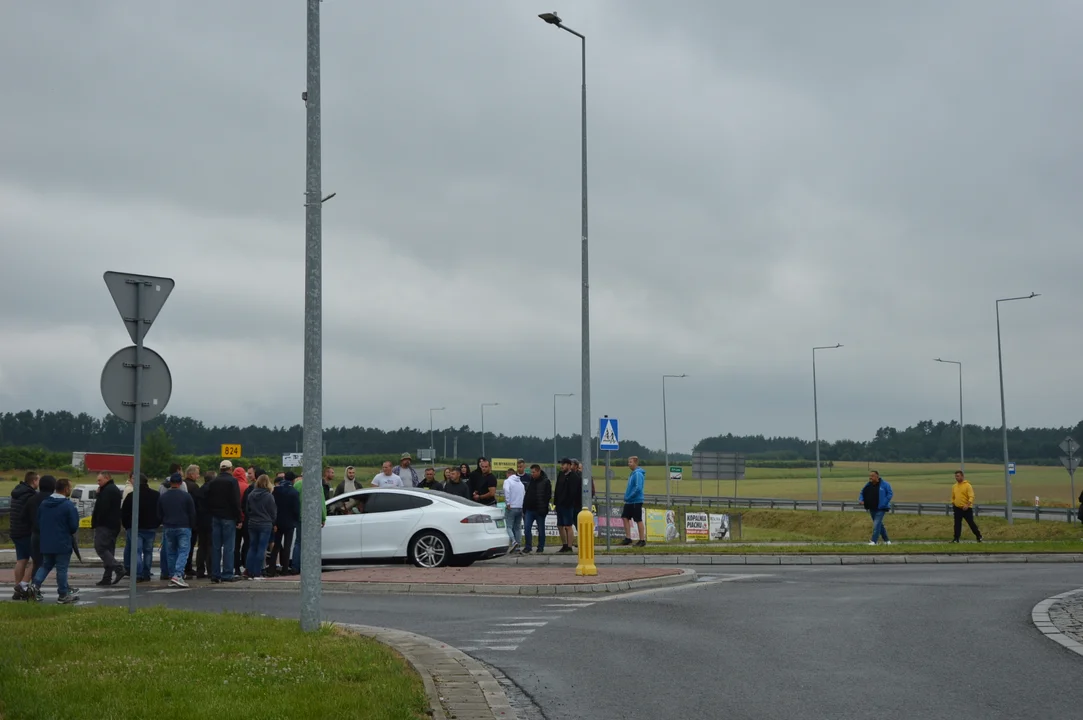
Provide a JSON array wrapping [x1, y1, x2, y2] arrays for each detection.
[[1, 409, 1080, 466]]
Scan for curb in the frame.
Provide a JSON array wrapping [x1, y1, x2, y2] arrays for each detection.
[[333, 622, 516, 720], [495, 553, 1083, 566], [222, 568, 697, 595], [1031, 588, 1083, 658]]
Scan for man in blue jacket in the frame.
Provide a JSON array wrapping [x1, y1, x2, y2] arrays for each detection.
[[30, 477, 81, 604], [271, 473, 300, 576], [621, 456, 647, 547], [859, 470, 893, 545]]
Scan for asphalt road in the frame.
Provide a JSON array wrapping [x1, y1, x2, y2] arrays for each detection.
[[19, 564, 1083, 719]]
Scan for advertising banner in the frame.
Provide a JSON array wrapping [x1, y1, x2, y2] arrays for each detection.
[[709, 513, 732, 541], [685, 511, 709, 542], [646, 508, 679, 542]]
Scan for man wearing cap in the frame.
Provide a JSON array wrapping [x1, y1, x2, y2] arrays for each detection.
[[205, 460, 242, 582], [372, 461, 405, 488], [393, 453, 420, 487], [334, 466, 361, 497], [158, 473, 196, 588], [553, 458, 582, 553]]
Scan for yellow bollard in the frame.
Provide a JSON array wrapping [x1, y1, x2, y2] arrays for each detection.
[[575, 508, 597, 576]]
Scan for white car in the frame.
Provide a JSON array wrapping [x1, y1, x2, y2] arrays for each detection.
[[321, 488, 510, 568]]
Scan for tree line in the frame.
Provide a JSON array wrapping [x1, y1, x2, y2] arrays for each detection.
[[695, 418, 1083, 465], [1, 410, 1079, 468]]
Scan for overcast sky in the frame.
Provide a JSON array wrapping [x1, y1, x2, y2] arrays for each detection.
[[1, 1, 1080, 453]]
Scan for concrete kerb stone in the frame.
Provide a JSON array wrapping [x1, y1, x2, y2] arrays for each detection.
[[1030, 588, 1083, 659], [333, 622, 516, 720], [240, 568, 696, 596]]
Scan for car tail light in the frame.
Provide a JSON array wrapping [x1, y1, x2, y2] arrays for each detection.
[[461, 514, 494, 524]]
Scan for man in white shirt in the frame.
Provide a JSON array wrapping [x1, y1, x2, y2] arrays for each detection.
[[372, 461, 404, 488], [502, 466, 525, 552]]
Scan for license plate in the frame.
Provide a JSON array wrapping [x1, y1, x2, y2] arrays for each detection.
[[496, 519, 506, 528]]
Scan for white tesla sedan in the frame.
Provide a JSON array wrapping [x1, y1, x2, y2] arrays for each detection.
[[320, 488, 510, 568]]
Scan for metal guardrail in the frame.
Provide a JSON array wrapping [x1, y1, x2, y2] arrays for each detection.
[[637, 493, 1079, 523]]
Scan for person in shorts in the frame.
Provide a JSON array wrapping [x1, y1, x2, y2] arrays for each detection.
[[9, 471, 39, 600], [621, 456, 646, 547]]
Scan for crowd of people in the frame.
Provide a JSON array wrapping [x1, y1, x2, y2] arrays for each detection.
[[7, 452, 662, 602]]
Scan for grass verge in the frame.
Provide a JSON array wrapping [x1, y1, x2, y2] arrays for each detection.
[[0, 605, 427, 720], [603, 540, 1082, 555]]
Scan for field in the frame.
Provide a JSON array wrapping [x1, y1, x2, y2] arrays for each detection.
[[2, 461, 1079, 506]]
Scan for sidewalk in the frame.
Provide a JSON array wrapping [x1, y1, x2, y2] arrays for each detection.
[[336, 623, 515, 720], [255, 565, 693, 595], [495, 552, 1083, 565]]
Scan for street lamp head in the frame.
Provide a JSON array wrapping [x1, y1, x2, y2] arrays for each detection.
[[539, 12, 562, 25], [1028, 292, 1040, 299]]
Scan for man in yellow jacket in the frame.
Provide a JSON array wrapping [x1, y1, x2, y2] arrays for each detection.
[[951, 471, 983, 543]]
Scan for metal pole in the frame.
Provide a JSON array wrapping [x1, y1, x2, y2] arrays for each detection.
[[605, 449, 611, 553], [128, 280, 145, 614], [813, 349, 821, 512], [481, 404, 485, 458], [300, 0, 323, 633], [996, 301, 1010, 524], [553, 395, 558, 481], [663, 376, 670, 506], [577, 32, 592, 516], [995, 292, 1040, 525], [958, 363, 964, 473], [812, 344, 841, 512]]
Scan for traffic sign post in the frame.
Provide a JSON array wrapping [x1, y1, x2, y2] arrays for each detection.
[[100, 271, 174, 615], [1060, 436, 1079, 521], [599, 417, 619, 451], [604, 449, 611, 553]]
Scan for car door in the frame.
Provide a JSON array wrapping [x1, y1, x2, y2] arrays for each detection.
[[321, 493, 364, 560], [359, 492, 432, 559]]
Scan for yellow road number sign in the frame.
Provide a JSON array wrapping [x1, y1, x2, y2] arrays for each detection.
[[78, 515, 92, 529], [221, 444, 242, 458]]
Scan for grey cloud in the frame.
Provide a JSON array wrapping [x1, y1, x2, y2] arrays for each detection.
[[1, 0, 1081, 453]]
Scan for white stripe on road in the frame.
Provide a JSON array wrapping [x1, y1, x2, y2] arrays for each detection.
[[504, 621, 548, 627], [485, 629, 537, 635], [544, 603, 595, 607]]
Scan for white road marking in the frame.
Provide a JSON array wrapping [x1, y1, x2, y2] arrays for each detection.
[[505, 621, 548, 627], [485, 629, 537, 635]]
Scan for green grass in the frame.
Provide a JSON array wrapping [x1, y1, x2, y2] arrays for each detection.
[[0, 606, 427, 720], [603, 540, 1081, 555]]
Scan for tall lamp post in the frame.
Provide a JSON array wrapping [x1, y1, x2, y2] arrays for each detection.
[[996, 292, 1040, 524], [662, 374, 687, 506], [538, 11, 592, 515], [553, 392, 574, 480], [429, 407, 444, 467], [480, 402, 499, 457], [812, 344, 842, 512], [934, 358, 964, 472]]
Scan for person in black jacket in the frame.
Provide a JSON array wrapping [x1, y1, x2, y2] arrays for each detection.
[[522, 465, 552, 554], [192, 471, 214, 579], [468, 458, 497, 505], [9, 471, 38, 600], [442, 466, 472, 499], [271, 473, 300, 576], [204, 460, 242, 582], [553, 458, 582, 553], [24, 475, 57, 584], [121, 474, 160, 582], [91, 471, 123, 586]]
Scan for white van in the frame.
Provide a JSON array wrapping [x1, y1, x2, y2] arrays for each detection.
[[70, 484, 98, 518]]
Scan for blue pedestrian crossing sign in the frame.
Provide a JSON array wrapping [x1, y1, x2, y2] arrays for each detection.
[[599, 417, 619, 451]]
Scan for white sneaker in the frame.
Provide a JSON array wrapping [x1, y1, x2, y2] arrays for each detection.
[[868, 541, 877, 546], [252, 576, 265, 581], [885, 541, 892, 545], [170, 576, 189, 588]]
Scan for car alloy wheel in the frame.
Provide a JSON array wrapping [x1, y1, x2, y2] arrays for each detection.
[[412, 532, 449, 569]]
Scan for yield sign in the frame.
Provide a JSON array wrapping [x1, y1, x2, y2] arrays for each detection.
[[104, 271, 175, 344]]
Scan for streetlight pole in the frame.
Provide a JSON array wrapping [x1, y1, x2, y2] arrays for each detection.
[[299, 0, 324, 634], [996, 292, 1040, 524], [553, 392, 573, 480], [934, 359, 964, 472], [662, 374, 687, 506], [812, 344, 842, 512], [480, 402, 499, 457], [429, 407, 444, 467], [539, 11, 592, 515]]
